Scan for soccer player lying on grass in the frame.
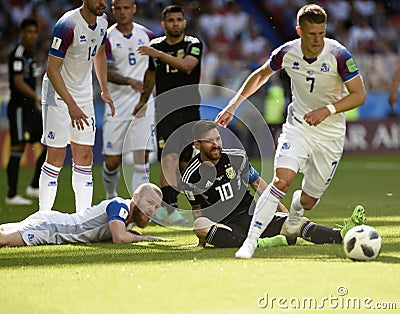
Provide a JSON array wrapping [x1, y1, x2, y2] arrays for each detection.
[[181, 120, 366, 249], [0, 183, 170, 248]]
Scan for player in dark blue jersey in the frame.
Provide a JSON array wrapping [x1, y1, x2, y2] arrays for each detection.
[[6, 18, 47, 205], [181, 120, 365, 249], [136, 5, 203, 224]]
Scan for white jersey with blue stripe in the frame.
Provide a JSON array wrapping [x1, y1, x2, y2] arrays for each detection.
[[105, 23, 154, 120], [42, 7, 108, 107], [270, 37, 360, 139], [17, 197, 132, 245]]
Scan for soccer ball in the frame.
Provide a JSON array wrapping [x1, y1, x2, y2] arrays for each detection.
[[343, 225, 382, 261]]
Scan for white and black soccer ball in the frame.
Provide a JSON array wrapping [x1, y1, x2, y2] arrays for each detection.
[[343, 225, 382, 261]]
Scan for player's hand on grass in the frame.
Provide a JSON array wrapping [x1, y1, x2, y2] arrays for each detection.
[[130, 233, 173, 243], [128, 229, 142, 236]]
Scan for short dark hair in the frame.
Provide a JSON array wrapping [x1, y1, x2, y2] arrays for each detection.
[[162, 5, 184, 20], [297, 4, 327, 27], [20, 18, 38, 31], [192, 120, 219, 141]]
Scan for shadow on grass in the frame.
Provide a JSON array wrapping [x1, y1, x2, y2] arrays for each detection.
[[1, 239, 399, 268]]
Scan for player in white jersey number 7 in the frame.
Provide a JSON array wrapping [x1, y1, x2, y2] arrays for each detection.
[[215, 4, 366, 259]]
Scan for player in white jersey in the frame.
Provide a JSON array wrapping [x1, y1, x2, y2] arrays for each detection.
[[0, 183, 169, 247], [39, 0, 115, 213], [215, 4, 366, 258], [102, 0, 155, 199]]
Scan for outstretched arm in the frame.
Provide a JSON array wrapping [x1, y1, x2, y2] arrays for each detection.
[[215, 62, 275, 127], [137, 45, 199, 74], [109, 220, 169, 243]]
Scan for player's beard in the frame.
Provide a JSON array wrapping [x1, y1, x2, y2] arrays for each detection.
[[133, 206, 150, 228], [204, 147, 222, 162], [87, 2, 106, 16], [166, 28, 184, 39]]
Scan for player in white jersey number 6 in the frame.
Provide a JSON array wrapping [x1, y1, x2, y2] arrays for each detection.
[[215, 4, 366, 259]]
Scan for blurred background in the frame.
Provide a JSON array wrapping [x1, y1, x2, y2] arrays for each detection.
[[0, 0, 399, 165]]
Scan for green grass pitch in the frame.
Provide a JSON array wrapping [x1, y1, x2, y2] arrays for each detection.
[[0, 154, 399, 313]]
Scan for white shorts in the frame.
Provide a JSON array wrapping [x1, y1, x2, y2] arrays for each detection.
[[17, 211, 111, 245], [274, 123, 344, 198], [102, 115, 155, 156], [41, 103, 96, 147]]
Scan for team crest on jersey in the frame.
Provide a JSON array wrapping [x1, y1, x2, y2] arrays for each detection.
[[138, 39, 144, 46], [184, 190, 195, 201], [116, 43, 122, 49], [225, 166, 236, 179], [292, 61, 300, 70], [177, 49, 185, 58], [79, 35, 87, 42], [320, 63, 330, 72]]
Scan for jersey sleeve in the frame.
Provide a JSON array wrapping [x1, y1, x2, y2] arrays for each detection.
[[106, 199, 130, 223], [334, 47, 360, 83], [247, 164, 260, 184], [269, 42, 292, 72], [186, 39, 203, 62], [10, 49, 24, 75], [105, 37, 113, 62], [49, 17, 75, 59]]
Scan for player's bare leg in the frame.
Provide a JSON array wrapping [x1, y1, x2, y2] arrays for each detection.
[[0, 230, 26, 248]]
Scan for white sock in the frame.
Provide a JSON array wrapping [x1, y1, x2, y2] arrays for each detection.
[[102, 161, 120, 199], [72, 163, 93, 213], [131, 163, 149, 194], [247, 184, 285, 240], [39, 162, 61, 211]]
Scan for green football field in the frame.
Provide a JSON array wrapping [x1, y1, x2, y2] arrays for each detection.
[[0, 154, 399, 313]]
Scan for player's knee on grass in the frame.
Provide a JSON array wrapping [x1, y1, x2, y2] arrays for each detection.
[[193, 217, 215, 240], [280, 216, 310, 237]]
